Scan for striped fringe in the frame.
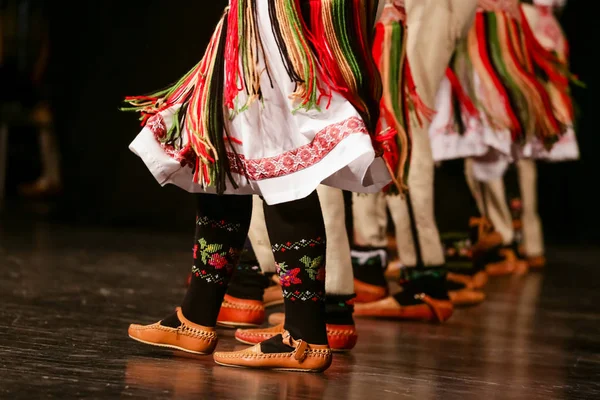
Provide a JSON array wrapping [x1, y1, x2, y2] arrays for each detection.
[[465, 7, 582, 150], [305, 0, 382, 132], [122, 9, 233, 193], [446, 65, 479, 135], [372, 3, 409, 194], [491, 11, 561, 145], [518, 6, 583, 131], [122, 0, 382, 193], [467, 12, 520, 136]]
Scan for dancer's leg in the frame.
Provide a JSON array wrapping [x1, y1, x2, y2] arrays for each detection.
[[129, 194, 253, 354], [517, 159, 545, 265]]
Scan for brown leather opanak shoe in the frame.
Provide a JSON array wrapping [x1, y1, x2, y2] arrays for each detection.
[[447, 270, 488, 290], [527, 255, 546, 269], [486, 248, 529, 276], [128, 307, 218, 355], [213, 331, 332, 372], [235, 322, 358, 352], [217, 294, 265, 328], [353, 279, 388, 303], [353, 295, 453, 322]]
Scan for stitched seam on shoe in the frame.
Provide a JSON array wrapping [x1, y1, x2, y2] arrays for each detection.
[[216, 350, 331, 359], [180, 323, 218, 340], [221, 302, 264, 311], [240, 333, 274, 339], [327, 330, 356, 337]]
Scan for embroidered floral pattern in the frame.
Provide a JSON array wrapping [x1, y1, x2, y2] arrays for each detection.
[[444, 239, 472, 258], [283, 289, 325, 302], [208, 253, 228, 269], [197, 238, 225, 265], [147, 114, 368, 182], [235, 263, 261, 273], [228, 117, 366, 180], [191, 265, 227, 285], [191, 239, 240, 285], [196, 216, 242, 232], [147, 114, 196, 167], [272, 237, 325, 253], [276, 262, 302, 287], [300, 255, 325, 281]]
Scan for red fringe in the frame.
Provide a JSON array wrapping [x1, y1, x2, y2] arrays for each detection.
[[502, 15, 560, 135], [445, 68, 478, 119], [404, 61, 436, 127], [518, 7, 574, 121], [305, 1, 348, 103], [224, 0, 242, 110], [475, 12, 522, 139]]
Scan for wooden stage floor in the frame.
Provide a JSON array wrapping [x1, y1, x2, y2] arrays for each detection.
[[1, 219, 599, 399]]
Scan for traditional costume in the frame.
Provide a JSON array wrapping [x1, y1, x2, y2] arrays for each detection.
[[351, 0, 483, 322], [123, 0, 388, 372], [430, 0, 579, 274]]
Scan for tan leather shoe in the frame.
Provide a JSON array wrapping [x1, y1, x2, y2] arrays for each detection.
[[268, 312, 285, 326], [353, 295, 453, 322], [214, 331, 332, 372], [448, 288, 486, 307], [128, 307, 218, 355], [235, 323, 286, 345], [527, 255, 546, 269], [326, 324, 358, 352], [486, 249, 529, 276], [447, 270, 488, 290], [217, 294, 265, 328], [353, 279, 388, 303], [235, 323, 358, 352], [470, 217, 504, 256], [263, 285, 284, 307]]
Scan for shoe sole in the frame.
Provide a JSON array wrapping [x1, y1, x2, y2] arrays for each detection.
[[128, 334, 211, 355], [214, 359, 325, 372]]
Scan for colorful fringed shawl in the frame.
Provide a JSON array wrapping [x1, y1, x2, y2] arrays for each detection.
[[122, 0, 382, 194], [371, 0, 434, 194], [454, 1, 580, 150]]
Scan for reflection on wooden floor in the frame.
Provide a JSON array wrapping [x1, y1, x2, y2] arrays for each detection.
[[1, 219, 599, 399]]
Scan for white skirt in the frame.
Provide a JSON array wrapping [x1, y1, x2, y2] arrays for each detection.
[[129, 1, 390, 205], [429, 74, 513, 180]]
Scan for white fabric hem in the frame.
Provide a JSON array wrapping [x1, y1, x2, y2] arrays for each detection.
[[130, 128, 389, 205]]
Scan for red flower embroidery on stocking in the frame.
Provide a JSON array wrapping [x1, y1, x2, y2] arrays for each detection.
[[279, 268, 302, 287], [208, 253, 228, 269]]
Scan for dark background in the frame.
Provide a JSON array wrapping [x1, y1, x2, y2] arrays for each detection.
[[3, 0, 598, 244]]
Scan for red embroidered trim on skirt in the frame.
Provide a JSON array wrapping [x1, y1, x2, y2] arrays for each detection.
[[147, 115, 368, 181]]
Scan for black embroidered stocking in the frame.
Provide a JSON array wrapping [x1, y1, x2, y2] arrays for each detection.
[[261, 191, 328, 351], [161, 194, 252, 329]]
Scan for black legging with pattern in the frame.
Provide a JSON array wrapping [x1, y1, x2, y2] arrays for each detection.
[[183, 191, 327, 345]]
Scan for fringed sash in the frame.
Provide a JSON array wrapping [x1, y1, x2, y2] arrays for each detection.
[[122, 0, 381, 194]]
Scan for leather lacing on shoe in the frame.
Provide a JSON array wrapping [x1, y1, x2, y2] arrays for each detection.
[[220, 300, 264, 311], [174, 321, 218, 340]]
